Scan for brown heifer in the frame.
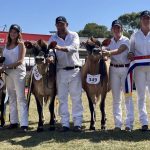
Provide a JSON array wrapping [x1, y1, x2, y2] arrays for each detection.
[[25, 40, 57, 132], [0, 56, 7, 128], [81, 37, 110, 130]]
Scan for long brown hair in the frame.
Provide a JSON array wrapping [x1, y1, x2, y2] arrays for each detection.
[[6, 28, 22, 47]]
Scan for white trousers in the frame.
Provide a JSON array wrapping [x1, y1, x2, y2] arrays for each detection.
[[56, 68, 83, 127], [6, 67, 28, 126], [110, 66, 134, 128], [134, 66, 150, 126]]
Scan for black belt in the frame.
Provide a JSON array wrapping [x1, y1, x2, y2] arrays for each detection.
[[63, 66, 81, 70], [7, 67, 17, 69], [110, 63, 130, 67]]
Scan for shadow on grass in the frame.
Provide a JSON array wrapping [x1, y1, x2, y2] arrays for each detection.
[[1, 123, 150, 148]]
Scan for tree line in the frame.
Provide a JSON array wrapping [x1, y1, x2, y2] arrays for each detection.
[[78, 12, 141, 38]]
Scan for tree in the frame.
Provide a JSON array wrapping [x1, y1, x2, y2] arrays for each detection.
[[118, 12, 140, 35], [78, 23, 111, 38]]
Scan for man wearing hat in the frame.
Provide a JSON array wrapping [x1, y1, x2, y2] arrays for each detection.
[[102, 20, 134, 131], [48, 16, 83, 132], [128, 10, 150, 131]]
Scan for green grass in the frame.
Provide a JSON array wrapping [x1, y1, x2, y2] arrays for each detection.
[[1, 92, 150, 150]]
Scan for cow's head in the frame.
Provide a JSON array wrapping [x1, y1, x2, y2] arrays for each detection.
[[25, 40, 57, 75], [24, 39, 48, 57], [81, 37, 111, 61], [81, 37, 102, 61], [25, 40, 49, 74]]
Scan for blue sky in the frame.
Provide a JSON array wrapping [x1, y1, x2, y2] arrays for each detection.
[[0, 0, 149, 34]]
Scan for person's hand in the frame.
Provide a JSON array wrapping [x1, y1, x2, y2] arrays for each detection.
[[48, 41, 57, 49], [128, 52, 134, 61], [46, 56, 54, 64], [55, 45, 62, 51], [102, 49, 110, 57], [0, 65, 5, 73]]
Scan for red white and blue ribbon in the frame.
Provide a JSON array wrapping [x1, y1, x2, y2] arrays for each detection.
[[125, 55, 150, 96]]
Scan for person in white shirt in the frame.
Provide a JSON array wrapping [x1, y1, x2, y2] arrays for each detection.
[[0, 24, 28, 132], [48, 16, 83, 132], [128, 10, 150, 131], [102, 20, 134, 131]]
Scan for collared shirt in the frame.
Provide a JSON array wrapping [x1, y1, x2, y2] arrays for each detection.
[[48, 30, 81, 69], [108, 35, 130, 64], [130, 29, 150, 56]]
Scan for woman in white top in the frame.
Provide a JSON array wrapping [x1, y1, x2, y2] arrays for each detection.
[[102, 20, 134, 131], [0, 24, 28, 132]]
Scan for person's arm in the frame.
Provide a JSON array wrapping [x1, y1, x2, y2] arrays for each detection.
[[102, 44, 128, 57], [55, 32, 80, 53], [3, 42, 26, 69]]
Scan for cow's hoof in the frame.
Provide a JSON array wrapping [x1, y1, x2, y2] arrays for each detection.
[[49, 126, 55, 131], [89, 126, 95, 130], [37, 127, 44, 132], [101, 126, 106, 130]]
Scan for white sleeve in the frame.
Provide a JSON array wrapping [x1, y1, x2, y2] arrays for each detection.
[[121, 38, 130, 50], [65, 32, 80, 53]]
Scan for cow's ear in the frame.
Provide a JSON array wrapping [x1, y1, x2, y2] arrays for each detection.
[[24, 41, 33, 49], [48, 41, 57, 50], [37, 39, 47, 48]]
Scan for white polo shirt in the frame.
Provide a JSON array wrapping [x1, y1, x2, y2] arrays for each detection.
[[48, 30, 81, 69], [130, 29, 150, 56], [108, 35, 130, 64]]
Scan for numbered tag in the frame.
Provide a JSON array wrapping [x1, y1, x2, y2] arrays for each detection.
[[32, 65, 42, 80], [0, 79, 4, 89], [86, 74, 100, 85]]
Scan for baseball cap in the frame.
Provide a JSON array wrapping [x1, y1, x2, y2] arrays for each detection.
[[111, 20, 122, 28], [10, 24, 22, 33], [55, 16, 67, 24], [140, 10, 150, 18]]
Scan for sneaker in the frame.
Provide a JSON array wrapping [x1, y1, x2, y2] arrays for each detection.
[[8, 123, 19, 129], [20, 126, 28, 133], [73, 126, 82, 132], [141, 125, 148, 131], [0, 125, 4, 130], [114, 127, 121, 131], [60, 126, 70, 132], [125, 127, 132, 132]]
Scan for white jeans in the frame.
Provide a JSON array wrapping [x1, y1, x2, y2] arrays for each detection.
[[110, 66, 134, 128], [6, 67, 28, 126], [134, 66, 150, 126], [56, 68, 83, 127]]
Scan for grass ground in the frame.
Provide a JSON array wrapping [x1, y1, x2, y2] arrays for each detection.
[[1, 92, 150, 150]]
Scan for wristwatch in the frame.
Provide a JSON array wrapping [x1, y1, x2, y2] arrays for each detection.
[[108, 51, 111, 57]]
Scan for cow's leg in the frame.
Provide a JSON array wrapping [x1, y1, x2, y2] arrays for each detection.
[[100, 92, 107, 130], [1, 92, 6, 127], [35, 95, 44, 132], [87, 93, 96, 130], [49, 95, 56, 131]]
